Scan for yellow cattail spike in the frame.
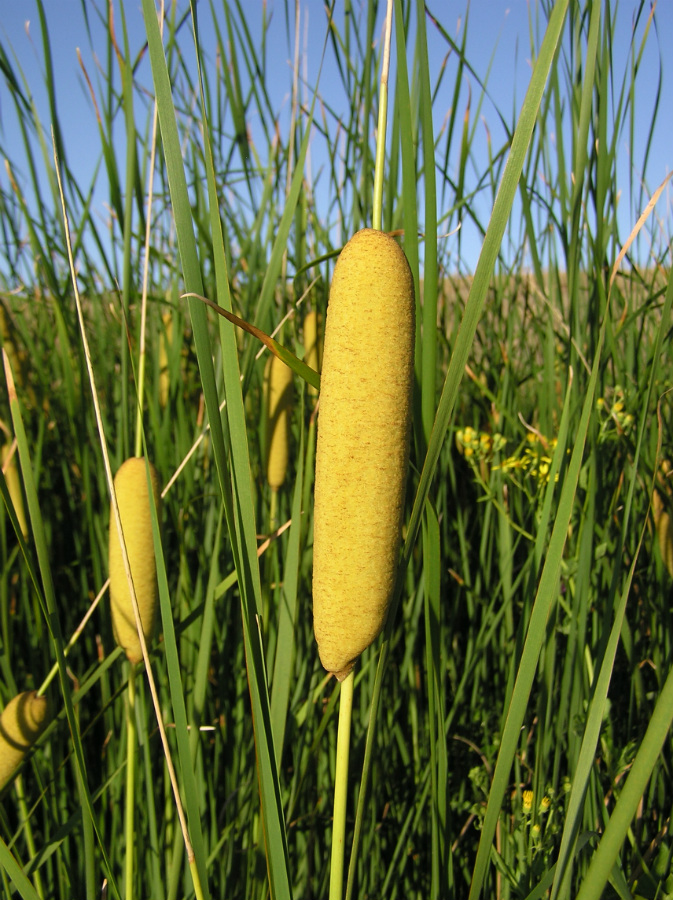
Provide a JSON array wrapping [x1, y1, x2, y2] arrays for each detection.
[[312, 229, 415, 680], [159, 311, 173, 408], [265, 353, 293, 491], [653, 489, 673, 579], [109, 457, 162, 664], [0, 691, 50, 790], [303, 310, 322, 398], [1, 443, 28, 539]]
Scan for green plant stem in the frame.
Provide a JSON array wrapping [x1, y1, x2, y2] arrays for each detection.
[[125, 664, 136, 900], [372, 0, 393, 231], [372, 82, 387, 231], [329, 668, 355, 900], [14, 774, 44, 900], [188, 858, 205, 900], [134, 94, 161, 460]]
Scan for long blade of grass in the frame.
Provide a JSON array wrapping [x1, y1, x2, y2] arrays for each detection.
[[0, 835, 40, 900], [416, 0, 438, 447], [195, 58, 295, 900], [269, 418, 305, 768], [393, 0, 420, 395], [112, 0, 140, 458], [423, 497, 447, 898]]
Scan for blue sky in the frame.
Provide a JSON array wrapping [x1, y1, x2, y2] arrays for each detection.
[[0, 1, 671, 279]]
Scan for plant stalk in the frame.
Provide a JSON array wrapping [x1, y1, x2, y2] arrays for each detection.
[[329, 668, 355, 900], [125, 665, 137, 900], [372, 0, 393, 232]]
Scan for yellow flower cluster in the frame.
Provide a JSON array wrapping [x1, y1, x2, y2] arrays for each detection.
[[495, 432, 558, 488], [521, 789, 552, 816], [455, 427, 506, 483], [455, 426, 506, 461], [596, 385, 634, 441]]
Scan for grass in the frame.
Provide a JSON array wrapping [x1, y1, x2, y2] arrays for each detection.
[[0, 1, 672, 898]]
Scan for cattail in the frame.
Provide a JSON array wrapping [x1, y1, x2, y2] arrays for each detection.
[[159, 311, 173, 408], [109, 457, 161, 664], [1, 442, 28, 539], [304, 310, 322, 398], [653, 489, 673, 579], [312, 229, 415, 680], [265, 354, 293, 491], [0, 691, 50, 790]]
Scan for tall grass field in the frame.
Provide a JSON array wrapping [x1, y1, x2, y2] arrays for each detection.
[[0, 1, 671, 898]]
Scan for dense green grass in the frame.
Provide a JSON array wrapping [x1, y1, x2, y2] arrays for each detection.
[[0, 1, 671, 898]]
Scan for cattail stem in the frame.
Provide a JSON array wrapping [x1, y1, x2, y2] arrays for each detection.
[[134, 42, 161, 459], [15, 773, 45, 899], [269, 487, 279, 534], [372, 0, 393, 232], [329, 669, 355, 900], [124, 665, 137, 900]]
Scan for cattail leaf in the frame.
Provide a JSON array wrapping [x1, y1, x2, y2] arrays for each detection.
[[0, 834, 41, 900], [183, 293, 321, 392], [269, 415, 305, 768]]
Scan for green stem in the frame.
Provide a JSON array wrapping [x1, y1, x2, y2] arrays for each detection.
[[125, 665, 137, 900], [329, 669, 355, 900], [188, 857, 206, 900], [372, 1, 393, 231], [14, 774, 44, 900], [372, 80, 387, 231], [134, 98, 160, 460]]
